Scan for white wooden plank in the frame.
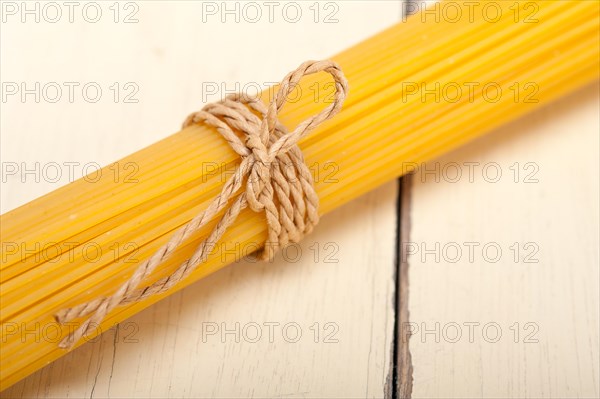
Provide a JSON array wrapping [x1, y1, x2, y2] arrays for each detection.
[[406, 83, 600, 398], [5, 181, 399, 398], [1, 1, 403, 397]]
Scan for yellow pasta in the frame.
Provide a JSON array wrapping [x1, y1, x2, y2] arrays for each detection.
[[1, 0, 598, 390]]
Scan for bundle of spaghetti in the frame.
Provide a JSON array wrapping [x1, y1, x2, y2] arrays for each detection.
[[1, 0, 598, 390]]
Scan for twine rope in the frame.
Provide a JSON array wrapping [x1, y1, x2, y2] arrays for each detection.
[[55, 60, 348, 350]]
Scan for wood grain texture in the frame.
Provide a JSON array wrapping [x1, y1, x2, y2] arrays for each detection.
[[406, 83, 599, 398], [4, 182, 399, 398], [1, 1, 403, 397], [395, 176, 414, 399]]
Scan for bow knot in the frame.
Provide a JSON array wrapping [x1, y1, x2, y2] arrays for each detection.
[[245, 132, 271, 163], [55, 59, 348, 350], [244, 120, 285, 214]]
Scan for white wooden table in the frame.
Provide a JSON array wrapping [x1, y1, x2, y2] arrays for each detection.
[[1, 1, 598, 398]]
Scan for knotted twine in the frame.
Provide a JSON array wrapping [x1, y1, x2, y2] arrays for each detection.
[[55, 60, 348, 350]]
